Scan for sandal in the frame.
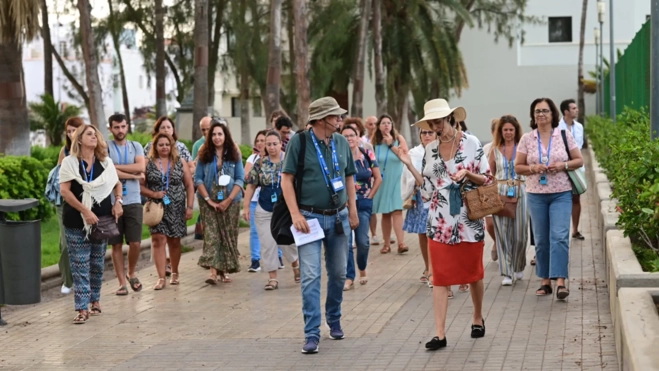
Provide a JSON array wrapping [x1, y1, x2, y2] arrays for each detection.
[[458, 284, 469, 293], [420, 271, 429, 284], [170, 273, 180, 285], [397, 245, 409, 254], [264, 279, 279, 290], [491, 248, 498, 262], [220, 274, 232, 283], [447, 287, 454, 299], [165, 264, 172, 277], [153, 278, 166, 290], [572, 232, 585, 240], [90, 304, 101, 316], [380, 245, 391, 254], [427, 274, 433, 288], [293, 264, 301, 284], [73, 311, 88, 324], [205, 274, 218, 285], [126, 275, 143, 292], [530, 256, 536, 266], [536, 284, 553, 296], [556, 286, 570, 300], [343, 280, 354, 291], [359, 276, 368, 285], [115, 285, 128, 296]]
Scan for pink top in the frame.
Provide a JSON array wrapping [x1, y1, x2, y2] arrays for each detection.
[[517, 128, 578, 194]]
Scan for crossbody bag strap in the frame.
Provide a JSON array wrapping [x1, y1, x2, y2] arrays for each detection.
[[295, 132, 307, 196], [561, 130, 573, 161]]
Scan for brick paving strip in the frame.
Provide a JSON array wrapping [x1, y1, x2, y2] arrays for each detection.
[[0, 186, 616, 370]]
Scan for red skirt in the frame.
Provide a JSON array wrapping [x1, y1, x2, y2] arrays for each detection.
[[429, 240, 484, 286]]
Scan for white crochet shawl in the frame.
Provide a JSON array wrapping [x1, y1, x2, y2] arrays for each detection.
[[59, 155, 118, 236]]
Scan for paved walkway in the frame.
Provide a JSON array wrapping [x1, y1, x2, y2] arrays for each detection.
[[1, 187, 615, 370]]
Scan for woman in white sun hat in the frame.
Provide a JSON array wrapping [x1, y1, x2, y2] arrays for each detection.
[[398, 98, 491, 351]]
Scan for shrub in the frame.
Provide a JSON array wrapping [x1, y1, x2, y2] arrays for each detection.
[[585, 108, 659, 270], [30, 145, 61, 170], [28, 94, 81, 147], [239, 144, 252, 164], [0, 156, 53, 221]]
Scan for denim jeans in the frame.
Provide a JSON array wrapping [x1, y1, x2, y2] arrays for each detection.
[[298, 207, 350, 340], [527, 191, 572, 279], [250, 201, 283, 261], [347, 199, 373, 280]]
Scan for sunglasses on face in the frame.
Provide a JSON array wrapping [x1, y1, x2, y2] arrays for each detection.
[[534, 109, 551, 116], [420, 130, 435, 136]]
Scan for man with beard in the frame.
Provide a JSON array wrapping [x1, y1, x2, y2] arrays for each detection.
[[107, 114, 146, 295]]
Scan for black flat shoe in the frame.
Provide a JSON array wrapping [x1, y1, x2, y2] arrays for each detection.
[[471, 319, 485, 338], [425, 336, 447, 350]]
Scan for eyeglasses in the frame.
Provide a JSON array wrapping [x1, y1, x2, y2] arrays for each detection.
[[420, 130, 435, 136], [534, 109, 551, 116], [343, 134, 357, 139]]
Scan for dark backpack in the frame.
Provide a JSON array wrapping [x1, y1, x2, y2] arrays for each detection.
[[270, 131, 307, 245]]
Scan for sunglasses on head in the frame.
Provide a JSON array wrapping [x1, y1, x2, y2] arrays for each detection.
[[211, 116, 227, 125]]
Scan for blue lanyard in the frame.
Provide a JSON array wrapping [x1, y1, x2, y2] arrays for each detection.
[[376, 144, 390, 174], [158, 158, 171, 191], [81, 159, 94, 182], [503, 145, 516, 180], [310, 129, 340, 189], [112, 141, 128, 165], [269, 154, 283, 191], [537, 130, 552, 166]]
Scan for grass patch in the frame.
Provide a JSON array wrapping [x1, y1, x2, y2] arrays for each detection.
[[40, 210, 200, 268], [632, 243, 659, 273]]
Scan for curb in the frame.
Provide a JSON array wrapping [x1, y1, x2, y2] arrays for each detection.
[[40, 225, 197, 291]]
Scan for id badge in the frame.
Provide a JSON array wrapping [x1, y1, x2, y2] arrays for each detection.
[[163, 195, 171, 205], [331, 177, 345, 192], [507, 187, 515, 197], [271, 194, 278, 203], [539, 175, 548, 185], [217, 191, 224, 200]]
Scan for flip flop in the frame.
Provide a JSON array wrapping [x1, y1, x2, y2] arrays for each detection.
[[115, 286, 128, 296], [126, 275, 143, 292]]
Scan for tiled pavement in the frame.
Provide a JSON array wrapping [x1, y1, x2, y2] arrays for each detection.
[[0, 186, 616, 370]]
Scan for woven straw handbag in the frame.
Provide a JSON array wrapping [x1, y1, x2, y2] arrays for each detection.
[[143, 200, 164, 227], [460, 175, 504, 220]]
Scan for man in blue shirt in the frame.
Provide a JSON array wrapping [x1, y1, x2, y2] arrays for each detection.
[[108, 114, 146, 295]]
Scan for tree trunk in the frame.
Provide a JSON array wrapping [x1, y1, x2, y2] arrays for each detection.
[[284, 0, 297, 125], [52, 45, 90, 109], [155, 0, 167, 117], [240, 68, 250, 144], [350, 0, 371, 118], [265, 0, 283, 123], [292, 0, 310, 128], [77, 0, 107, 137], [108, 0, 132, 131], [0, 41, 30, 156], [372, 0, 385, 116], [40, 0, 53, 97], [577, 0, 588, 124], [208, 0, 225, 113], [193, 0, 209, 141]]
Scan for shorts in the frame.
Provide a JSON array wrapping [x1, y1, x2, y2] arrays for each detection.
[[109, 203, 143, 245]]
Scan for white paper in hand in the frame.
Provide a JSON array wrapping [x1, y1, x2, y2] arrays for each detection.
[[290, 218, 325, 246]]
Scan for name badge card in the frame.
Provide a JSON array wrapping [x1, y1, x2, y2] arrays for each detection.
[[331, 177, 345, 192]]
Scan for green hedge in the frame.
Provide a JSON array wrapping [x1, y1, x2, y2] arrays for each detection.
[[586, 108, 659, 271], [0, 156, 53, 221]]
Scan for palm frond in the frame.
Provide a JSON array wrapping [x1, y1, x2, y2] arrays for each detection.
[[0, 0, 40, 43]]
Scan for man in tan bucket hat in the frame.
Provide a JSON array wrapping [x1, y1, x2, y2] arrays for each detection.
[[281, 96, 359, 354]]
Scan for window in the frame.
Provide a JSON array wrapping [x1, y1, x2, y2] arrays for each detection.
[[252, 97, 262, 117], [548, 17, 572, 43], [59, 41, 67, 57], [231, 97, 240, 117]]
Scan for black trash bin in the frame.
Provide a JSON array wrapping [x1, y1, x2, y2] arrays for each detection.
[[0, 199, 42, 326]]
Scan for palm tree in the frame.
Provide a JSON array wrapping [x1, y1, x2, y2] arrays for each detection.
[[0, 0, 40, 156], [265, 0, 283, 122], [292, 0, 310, 128], [577, 0, 588, 123], [350, 0, 372, 118], [155, 0, 167, 117], [40, 0, 53, 97], [106, 0, 132, 130], [78, 0, 108, 137], [193, 0, 209, 141], [29, 94, 81, 146], [372, 0, 385, 115]]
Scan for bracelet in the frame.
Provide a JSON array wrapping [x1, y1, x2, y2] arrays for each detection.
[[187, 206, 194, 210], [530, 165, 535, 174], [564, 162, 568, 170]]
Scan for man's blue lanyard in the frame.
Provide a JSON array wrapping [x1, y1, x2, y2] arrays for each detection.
[[158, 158, 171, 191], [503, 145, 516, 180], [310, 129, 340, 189], [269, 154, 283, 191], [81, 159, 94, 182], [376, 144, 389, 176], [112, 141, 128, 165], [537, 131, 552, 166]]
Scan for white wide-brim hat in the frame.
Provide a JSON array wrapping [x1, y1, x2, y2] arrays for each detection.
[[412, 99, 467, 131]]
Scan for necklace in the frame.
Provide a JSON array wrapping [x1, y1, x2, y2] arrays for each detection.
[[439, 128, 456, 143]]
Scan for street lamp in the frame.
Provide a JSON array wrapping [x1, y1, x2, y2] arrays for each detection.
[[598, 0, 606, 117], [594, 27, 600, 115]]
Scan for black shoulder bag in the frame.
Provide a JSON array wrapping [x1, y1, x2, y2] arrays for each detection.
[[270, 132, 307, 245]]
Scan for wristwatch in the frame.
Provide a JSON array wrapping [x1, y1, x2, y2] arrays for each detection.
[[204, 196, 210, 202], [564, 162, 568, 170], [116, 198, 124, 204]]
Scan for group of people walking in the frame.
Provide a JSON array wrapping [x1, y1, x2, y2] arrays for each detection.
[[50, 95, 585, 355]]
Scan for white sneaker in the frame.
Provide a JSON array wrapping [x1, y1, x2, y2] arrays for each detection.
[[371, 235, 381, 245], [501, 277, 513, 286], [515, 271, 524, 280], [61, 285, 72, 295]]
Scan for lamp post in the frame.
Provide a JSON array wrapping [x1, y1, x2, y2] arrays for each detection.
[[598, 0, 606, 117], [594, 27, 601, 115], [609, 0, 616, 122]]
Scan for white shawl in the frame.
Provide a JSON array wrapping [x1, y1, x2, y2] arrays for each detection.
[[59, 155, 119, 236]]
